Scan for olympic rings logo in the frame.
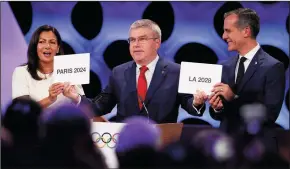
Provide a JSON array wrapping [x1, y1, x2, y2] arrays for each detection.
[[91, 132, 119, 149]]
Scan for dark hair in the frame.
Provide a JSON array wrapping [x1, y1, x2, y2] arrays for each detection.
[[3, 97, 42, 138], [27, 25, 64, 80], [224, 8, 260, 39]]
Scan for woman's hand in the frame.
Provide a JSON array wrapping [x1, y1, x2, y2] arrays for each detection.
[[48, 82, 64, 103]]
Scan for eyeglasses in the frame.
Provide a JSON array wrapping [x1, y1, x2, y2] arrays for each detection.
[[127, 36, 158, 44]]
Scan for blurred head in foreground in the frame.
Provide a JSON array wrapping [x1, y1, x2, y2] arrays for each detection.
[[116, 116, 161, 168]]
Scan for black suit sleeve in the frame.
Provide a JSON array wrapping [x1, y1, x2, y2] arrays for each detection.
[[263, 62, 285, 124], [179, 93, 204, 117], [80, 71, 117, 116], [209, 62, 285, 124]]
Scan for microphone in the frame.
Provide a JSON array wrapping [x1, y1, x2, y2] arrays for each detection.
[[91, 94, 105, 116], [93, 95, 103, 103], [138, 95, 150, 122]]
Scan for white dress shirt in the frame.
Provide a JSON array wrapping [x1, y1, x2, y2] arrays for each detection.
[[136, 55, 159, 88], [214, 43, 260, 113], [136, 55, 202, 114], [235, 44, 260, 82]]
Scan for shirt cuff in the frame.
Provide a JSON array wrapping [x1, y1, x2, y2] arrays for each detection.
[[192, 103, 204, 114], [213, 108, 223, 113], [73, 94, 81, 106]]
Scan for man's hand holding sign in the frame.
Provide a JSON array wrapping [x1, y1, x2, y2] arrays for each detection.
[[209, 83, 236, 111], [62, 82, 81, 104], [193, 90, 208, 108], [211, 83, 235, 101], [178, 62, 224, 110]]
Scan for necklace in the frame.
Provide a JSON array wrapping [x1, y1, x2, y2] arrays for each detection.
[[38, 69, 53, 79], [44, 72, 53, 79]]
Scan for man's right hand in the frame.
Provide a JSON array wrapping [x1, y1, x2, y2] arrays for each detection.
[[209, 92, 223, 111], [62, 82, 81, 104], [48, 82, 64, 103]]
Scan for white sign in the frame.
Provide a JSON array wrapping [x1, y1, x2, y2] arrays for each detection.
[[178, 62, 222, 95], [91, 122, 126, 169], [53, 53, 90, 85]]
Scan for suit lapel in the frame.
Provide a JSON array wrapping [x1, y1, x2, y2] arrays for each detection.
[[144, 58, 168, 105], [227, 55, 239, 89], [124, 62, 140, 112], [237, 48, 263, 92]]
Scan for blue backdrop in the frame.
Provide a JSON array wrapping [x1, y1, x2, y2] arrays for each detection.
[[2, 1, 289, 129]]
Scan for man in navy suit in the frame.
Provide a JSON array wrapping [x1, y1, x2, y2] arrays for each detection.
[[208, 8, 285, 135], [65, 19, 207, 123]]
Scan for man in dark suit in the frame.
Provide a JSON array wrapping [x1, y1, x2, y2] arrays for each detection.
[[208, 8, 285, 135], [65, 19, 207, 123]]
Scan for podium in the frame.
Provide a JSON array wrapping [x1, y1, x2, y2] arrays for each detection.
[[90, 121, 186, 168], [156, 123, 183, 147], [91, 119, 290, 168], [92, 118, 184, 147]]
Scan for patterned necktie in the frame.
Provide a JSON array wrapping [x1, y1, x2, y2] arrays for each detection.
[[137, 66, 148, 109]]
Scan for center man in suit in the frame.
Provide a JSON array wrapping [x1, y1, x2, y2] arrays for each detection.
[[65, 19, 208, 123], [208, 8, 285, 135]]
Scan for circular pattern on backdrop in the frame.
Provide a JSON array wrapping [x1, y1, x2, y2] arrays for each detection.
[[103, 40, 132, 70], [62, 41, 75, 55], [7, 2, 289, 129], [71, 2, 103, 40], [274, 123, 284, 129], [214, 2, 243, 40], [108, 116, 117, 122], [8, 2, 32, 35], [174, 43, 218, 64], [82, 71, 102, 99], [261, 45, 289, 71], [142, 2, 174, 43], [181, 118, 212, 126]]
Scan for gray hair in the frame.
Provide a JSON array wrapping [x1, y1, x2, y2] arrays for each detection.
[[224, 8, 260, 39], [129, 19, 162, 40]]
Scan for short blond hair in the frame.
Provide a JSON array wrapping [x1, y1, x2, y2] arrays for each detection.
[[129, 19, 162, 40]]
